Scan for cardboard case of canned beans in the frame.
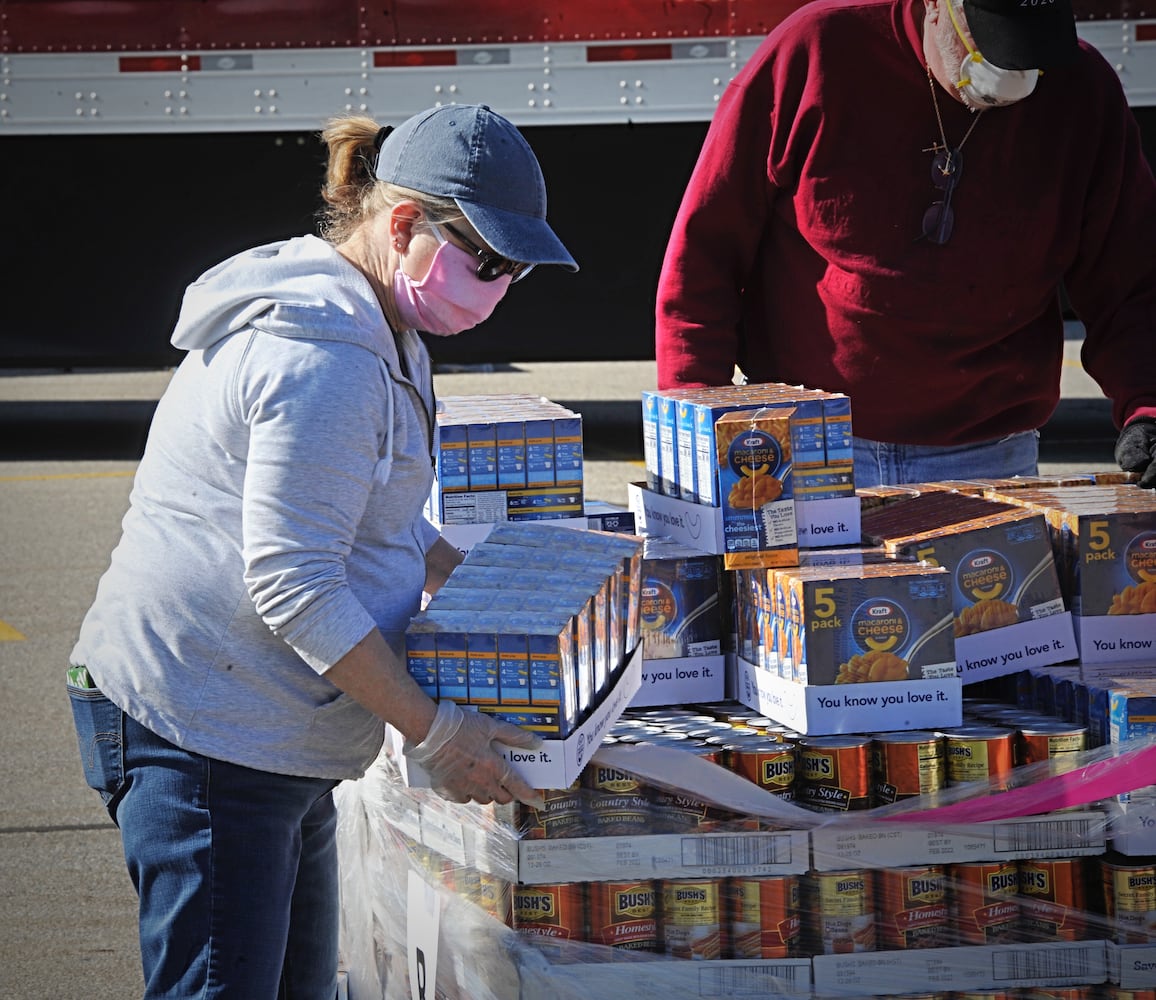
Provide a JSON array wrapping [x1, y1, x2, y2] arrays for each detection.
[[334, 385, 1156, 999]]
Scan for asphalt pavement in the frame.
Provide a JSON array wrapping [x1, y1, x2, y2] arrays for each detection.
[[0, 326, 1121, 998]]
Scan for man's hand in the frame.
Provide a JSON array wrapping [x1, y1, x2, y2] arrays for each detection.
[[403, 700, 545, 808], [1115, 417, 1156, 488]]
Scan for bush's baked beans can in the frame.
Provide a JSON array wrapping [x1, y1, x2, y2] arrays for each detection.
[[516, 777, 588, 840], [582, 762, 653, 836], [941, 726, 1016, 789], [460, 868, 512, 926], [647, 741, 742, 833], [803, 869, 876, 954], [587, 879, 659, 953], [875, 865, 951, 949], [660, 878, 723, 960], [512, 882, 588, 960], [950, 861, 1022, 945], [1100, 853, 1156, 944], [725, 875, 801, 959], [728, 737, 796, 803], [1015, 720, 1089, 766], [871, 731, 946, 806], [1018, 857, 1087, 942], [796, 735, 872, 812]]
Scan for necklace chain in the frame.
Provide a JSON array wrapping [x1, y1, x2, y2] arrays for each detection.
[[924, 66, 982, 168]]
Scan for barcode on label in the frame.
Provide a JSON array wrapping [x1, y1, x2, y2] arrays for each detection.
[[681, 834, 794, 867], [992, 944, 1101, 981], [992, 817, 1098, 852], [700, 964, 806, 994]]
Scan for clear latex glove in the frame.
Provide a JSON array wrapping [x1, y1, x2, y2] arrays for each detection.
[[1115, 417, 1156, 489], [403, 700, 546, 808]]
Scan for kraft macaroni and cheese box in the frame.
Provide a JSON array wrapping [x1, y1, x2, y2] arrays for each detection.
[[715, 408, 799, 570], [639, 537, 724, 660], [496, 418, 527, 488], [436, 423, 470, 492], [553, 414, 584, 488], [778, 563, 955, 686], [467, 421, 498, 491], [883, 510, 1067, 637], [405, 616, 439, 698], [641, 389, 662, 492]]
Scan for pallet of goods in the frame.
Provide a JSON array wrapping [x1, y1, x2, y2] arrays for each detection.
[[335, 385, 1156, 998]]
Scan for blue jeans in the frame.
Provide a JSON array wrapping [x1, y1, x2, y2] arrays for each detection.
[[68, 682, 340, 1000], [852, 430, 1040, 488]]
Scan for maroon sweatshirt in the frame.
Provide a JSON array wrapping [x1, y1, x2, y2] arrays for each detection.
[[655, 0, 1156, 445]]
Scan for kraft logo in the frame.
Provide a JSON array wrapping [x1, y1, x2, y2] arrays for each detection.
[[740, 435, 764, 447], [868, 606, 892, 617], [969, 555, 994, 568], [1143, 539, 1156, 551]]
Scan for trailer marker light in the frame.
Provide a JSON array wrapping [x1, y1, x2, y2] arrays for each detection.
[[119, 56, 202, 73], [586, 43, 673, 63], [374, 50, 457, 68]]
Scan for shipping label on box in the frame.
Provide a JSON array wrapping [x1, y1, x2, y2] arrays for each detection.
[[954, 613, 1078, 684], [507, 827, 810, 883], [810, 811, 1107, 870], [546, 959, 812, 998], [733, 656, 962, 736], [812, 940, 1107, 995]]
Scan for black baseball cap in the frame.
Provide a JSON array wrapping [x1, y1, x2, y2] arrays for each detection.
[[961, 0, 1079, 70]]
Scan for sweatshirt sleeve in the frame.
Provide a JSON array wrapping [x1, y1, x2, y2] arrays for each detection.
[[235, 335, 388, 672], [654, 38, 783, 390], [1063, 54, 1156, 429]]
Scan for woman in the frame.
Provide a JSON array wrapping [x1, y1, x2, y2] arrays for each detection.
[[67, 104, 577, 999]]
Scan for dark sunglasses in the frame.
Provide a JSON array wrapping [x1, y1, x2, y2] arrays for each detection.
[[442, 222, 533, 283], [920, 147, 963, 245]]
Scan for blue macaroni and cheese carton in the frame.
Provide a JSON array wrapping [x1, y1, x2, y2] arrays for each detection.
[[428, 394, 585, 524], [715, 408, 799, 570]]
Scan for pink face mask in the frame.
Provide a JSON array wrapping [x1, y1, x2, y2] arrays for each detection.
[[392, 228, 512, 336]]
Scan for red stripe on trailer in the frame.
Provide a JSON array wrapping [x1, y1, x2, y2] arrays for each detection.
[[586, 43, 673, 63], [119, 55, 203, 72], [373, 50, 457, 67]]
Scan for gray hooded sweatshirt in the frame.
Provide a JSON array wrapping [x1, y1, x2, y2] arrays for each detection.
[[71, 235, 441, 779]]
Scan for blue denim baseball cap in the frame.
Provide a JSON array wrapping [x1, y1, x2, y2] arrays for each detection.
[[961, 0, 1077, 70], [375, 104, 578, 271]]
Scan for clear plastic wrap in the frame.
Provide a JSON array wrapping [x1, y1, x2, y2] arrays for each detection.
[[335, 704, 1156, 999]]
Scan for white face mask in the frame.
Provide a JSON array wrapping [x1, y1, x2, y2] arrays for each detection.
[[945, 0, 1040, 107]]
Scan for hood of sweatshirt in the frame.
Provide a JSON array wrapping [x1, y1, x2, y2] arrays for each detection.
[[170, 235, 396, 361]]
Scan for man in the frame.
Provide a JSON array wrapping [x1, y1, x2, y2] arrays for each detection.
[[655, 0, 1156, 487]]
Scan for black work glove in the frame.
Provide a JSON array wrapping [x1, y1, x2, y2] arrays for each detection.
[[1115, 417, 1156, 489]]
